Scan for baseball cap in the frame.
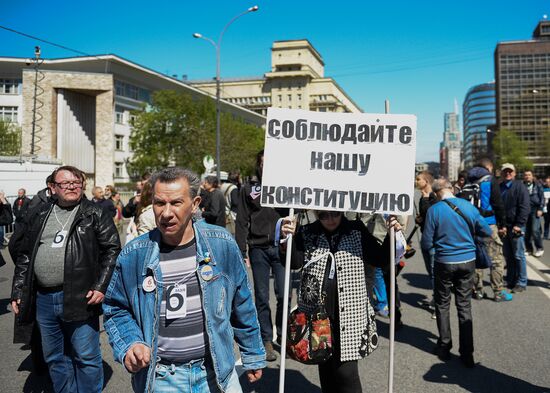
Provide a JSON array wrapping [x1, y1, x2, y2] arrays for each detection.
[[501, 163, 516, 172]]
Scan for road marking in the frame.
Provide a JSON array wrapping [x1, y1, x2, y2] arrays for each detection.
[[526, 256, 550, 300], [526, 254, 550, 280]]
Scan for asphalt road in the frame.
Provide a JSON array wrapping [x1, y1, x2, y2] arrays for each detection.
[[1, 236, 550, 393]]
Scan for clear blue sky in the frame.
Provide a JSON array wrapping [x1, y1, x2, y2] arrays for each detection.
[[3, 1, 548, 162]]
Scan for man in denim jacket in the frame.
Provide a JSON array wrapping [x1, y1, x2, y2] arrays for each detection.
[[103, 167, 265, 393]]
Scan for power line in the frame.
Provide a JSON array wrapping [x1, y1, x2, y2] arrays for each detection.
[[0, 24, 91, 56]]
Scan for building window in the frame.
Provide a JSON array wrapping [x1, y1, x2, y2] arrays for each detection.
[[115, 110, 124, 124], [115, 135, 124, 151], [288, 94, 292, 101], [1, 79, 20, 94], [278, 95, 282, 102], [114, 162, 124, 178], [129, 114, 137, 125], [298, 94, 302, 101], [0, 106, 18, 122]]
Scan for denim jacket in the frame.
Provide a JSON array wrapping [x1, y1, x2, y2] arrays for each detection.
[[103, 219, 265, 392]]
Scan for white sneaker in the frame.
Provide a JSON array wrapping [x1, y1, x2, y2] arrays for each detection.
[[533, 249, 544, 257], [525, 251, 531, 257]]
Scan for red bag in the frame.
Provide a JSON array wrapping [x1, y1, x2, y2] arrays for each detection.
[[287, 305, 332, 364]]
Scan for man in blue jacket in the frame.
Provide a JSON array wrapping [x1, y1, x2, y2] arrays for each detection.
[[103, 167, 265, 393], [422, 178, 492, 368], [499, 163, 530, 293]]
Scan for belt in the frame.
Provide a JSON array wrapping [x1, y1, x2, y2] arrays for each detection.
[[37, 285, 64, 293], [157, 357, 206, 367]]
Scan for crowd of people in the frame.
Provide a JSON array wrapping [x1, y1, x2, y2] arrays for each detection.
[[0, 154, 549, 393]]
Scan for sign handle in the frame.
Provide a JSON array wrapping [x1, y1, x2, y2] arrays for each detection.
[[388, 225, 396, 393], [278, 208, 294, 393]]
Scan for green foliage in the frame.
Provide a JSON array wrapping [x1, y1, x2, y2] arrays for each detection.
[[492, 129, 533, 171], [0, 120, 21, 156], [128, 90, 264, 179]]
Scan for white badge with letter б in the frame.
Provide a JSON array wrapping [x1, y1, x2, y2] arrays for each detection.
[[166, 283, 187, 319], [51, 230, 68, 248]]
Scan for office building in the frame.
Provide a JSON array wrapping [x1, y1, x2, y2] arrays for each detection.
[[495, 19, 550, 176], [190, 39, 362, 114], [0, 54, 264, 186]]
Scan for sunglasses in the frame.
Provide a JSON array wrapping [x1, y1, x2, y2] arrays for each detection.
[[318, 211, 342, 221]]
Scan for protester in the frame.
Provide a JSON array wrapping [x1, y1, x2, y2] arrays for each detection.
[[11, 165, 121, 393], [0, 191, 12, 252], [499, 163, 530, 292], [103, 167, 265, 393], [464, 158, 511, 302], [415, 170, 437, 315], [236, 150, 288, 361], [8, 176, 55, 263], [453, 171, 467, 195], [135, 180, 156, 235], [201, 175, 226, 227], [220, 170, 241, 235], [544, 176, 550, 240], [421, 178, 492, 368], [92, 185, 116, 217], [12, 188, 31, 230], [110, 189, 125, 239], [523, 170, 545, 257], [122, 180, 143, 219], [280, 211, 402, 393]]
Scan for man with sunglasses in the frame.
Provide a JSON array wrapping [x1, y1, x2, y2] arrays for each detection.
[[11, 165, 121, 393]]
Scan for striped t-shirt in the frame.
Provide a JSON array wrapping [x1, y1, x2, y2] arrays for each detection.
[[157, 239, 208, 363]]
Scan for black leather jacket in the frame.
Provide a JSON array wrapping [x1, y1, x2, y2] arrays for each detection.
[[11, 197, 121, 323]]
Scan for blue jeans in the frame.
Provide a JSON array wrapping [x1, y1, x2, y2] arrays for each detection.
[[525, 212, 544, 252], [503, 228, 528, 288], [373, 267, 388, 311], [36, 291, 103, 393], [154, 360, 242, 393], [249, 246, 285, 342]]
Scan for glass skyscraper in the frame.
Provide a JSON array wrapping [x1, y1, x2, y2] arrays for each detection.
[[462, 82, 496, 169]]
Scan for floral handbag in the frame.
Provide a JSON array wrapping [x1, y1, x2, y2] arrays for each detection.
[[287, 297, 333, 365]]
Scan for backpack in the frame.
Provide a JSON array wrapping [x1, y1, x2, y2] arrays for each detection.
[[458, 174, 495, 219]]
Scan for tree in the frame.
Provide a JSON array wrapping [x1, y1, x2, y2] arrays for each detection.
[[127, 90, 264, 178], [0, 120, 21, 156], [492, 129, 533, 171]]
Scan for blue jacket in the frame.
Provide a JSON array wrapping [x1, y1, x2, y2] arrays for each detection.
[[103, 220, 265, 393], [421, 197, 492, 264]]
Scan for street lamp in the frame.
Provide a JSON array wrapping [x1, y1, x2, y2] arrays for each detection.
[[193, 5, 259, 181]]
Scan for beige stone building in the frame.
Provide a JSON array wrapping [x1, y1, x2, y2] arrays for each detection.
[[190, 40, 363, 115], [0, 54, 265, 186]]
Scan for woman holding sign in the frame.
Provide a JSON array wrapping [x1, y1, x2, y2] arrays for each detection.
[[280, 211, 402, 393]]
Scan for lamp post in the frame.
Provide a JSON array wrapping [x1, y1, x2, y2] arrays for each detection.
[[193, 5, 259, 181]]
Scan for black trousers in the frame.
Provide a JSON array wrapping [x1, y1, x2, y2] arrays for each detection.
[[434, 261, 475, 355], [318, 357, 362, 393], [318, 315, 362, 393]]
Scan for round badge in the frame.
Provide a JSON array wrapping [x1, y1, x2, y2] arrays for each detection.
[[200, 265, 214, 281], [143, 276, 156, 292]]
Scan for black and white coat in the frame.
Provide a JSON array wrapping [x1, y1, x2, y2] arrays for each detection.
[[287, 217, 390, 362]]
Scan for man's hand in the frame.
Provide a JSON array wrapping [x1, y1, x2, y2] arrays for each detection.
[[86, 290, 105, 305], [498, 227, 508, 238], [124, 343, 151, 373], [281, 216, 297, 238], [11, 299, 21, 315], [244, 257, 251, 268], [246, 369, 262, 383], [512, 226, 523, 236], [537, 210, 543, 218]]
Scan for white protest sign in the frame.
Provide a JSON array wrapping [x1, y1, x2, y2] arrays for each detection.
[[261, 108, 416, 215]]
